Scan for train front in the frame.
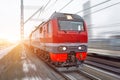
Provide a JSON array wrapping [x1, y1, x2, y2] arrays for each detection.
[[50, 13, 88, 67]]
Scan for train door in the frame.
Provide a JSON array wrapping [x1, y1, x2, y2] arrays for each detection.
[[42, 23, 48, 51], [47, 21, 52, 35], [43, 24, 48, 42], [46, 21, 52, 42], [43, 21, 52, 43]]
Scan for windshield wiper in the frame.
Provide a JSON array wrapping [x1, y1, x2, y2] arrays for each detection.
[[63, 30, 67, 33]]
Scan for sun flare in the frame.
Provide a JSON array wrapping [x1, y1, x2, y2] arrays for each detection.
[[7, 37, 19, 43], [0, 35, 19, 43]]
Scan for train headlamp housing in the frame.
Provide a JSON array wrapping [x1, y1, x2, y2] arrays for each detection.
[[58, 46, 67, 51], [78, 45, 86, 51]]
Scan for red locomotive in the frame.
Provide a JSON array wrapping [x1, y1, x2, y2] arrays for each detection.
[[29, 12, 88, 67]]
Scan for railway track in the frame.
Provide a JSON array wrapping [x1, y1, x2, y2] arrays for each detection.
[[82, 64, 120, 80], [38, 53, 120, 80], [62, 71, 90, 80], [38, 55, 70, 80], [38, 52, 100, 80], [86, 53, 120, 75], [25, 46, 120, 80], [61, 69, 101, 80]]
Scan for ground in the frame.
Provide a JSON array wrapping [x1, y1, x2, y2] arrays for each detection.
[[0, 44, 65, 80]]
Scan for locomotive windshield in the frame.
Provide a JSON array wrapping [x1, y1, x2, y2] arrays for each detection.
[[59, 21, 84, 31]]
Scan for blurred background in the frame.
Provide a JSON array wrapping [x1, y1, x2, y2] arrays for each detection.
[[0, 0, 120, 50], [82, 0, 120, 51]]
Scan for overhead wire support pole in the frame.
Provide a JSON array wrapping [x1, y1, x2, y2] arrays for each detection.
[[21, 0, 24, 41], [20, 0, 25, 58]]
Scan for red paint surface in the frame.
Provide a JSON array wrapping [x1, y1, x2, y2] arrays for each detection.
[[50, 53, 67, 62], [76, 52, 87, 60]]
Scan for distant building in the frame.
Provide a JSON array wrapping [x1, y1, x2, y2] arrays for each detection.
[[81, 0, 120, 39], [83, 0, 92, 39]]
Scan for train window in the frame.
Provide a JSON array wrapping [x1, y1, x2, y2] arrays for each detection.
[[59, 21, 84, 31], [47, 22, 52, 33], [40, 27, 42, 33]]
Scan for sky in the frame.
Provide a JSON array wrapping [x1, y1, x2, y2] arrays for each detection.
[[0, 0, 119, 42], [0, 0, 83, 42], [0, 0, 20, 42]]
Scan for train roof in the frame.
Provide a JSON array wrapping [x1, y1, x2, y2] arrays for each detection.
[[50, 12, 83, 20]]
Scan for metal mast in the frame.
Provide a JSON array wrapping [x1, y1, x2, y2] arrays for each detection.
[[21, 0, 24, 41]]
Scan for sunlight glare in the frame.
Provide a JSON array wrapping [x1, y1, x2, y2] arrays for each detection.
[[0, 34, 19, 43]]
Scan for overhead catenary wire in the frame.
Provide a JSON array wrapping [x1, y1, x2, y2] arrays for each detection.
[[76, 0, 111, 14], [24, 0, 51, 24], [24, 1, 120, 29], [58, 0, 74, 12], [37, 0, 72, 22], [24, 0, 74, 23], [24, 7, 43, 24], [84, 1, 120, 16], [42, 0, 52, 10], [35, 0, 52, 21], [45, 0, 58, 10], [38, 0, 58, 18]]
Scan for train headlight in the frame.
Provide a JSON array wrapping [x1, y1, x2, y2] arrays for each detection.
[[78, 46, 82, 50], [78, 45, 86, 51], [62, 47, 67, 51], [58, 46, 67, 51]]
